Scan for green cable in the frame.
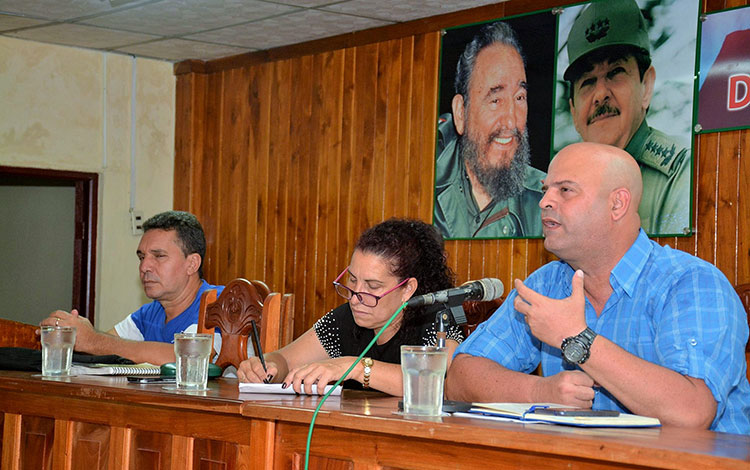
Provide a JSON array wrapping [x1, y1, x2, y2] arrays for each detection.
[[304, 301, 408, 470]]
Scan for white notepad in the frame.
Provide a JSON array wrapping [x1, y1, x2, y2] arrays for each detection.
[[238, 382, 342, 396]]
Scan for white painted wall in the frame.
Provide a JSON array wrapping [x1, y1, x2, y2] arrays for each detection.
[[0, 36, 176, 331]]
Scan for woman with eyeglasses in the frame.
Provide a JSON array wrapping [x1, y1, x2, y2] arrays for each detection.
[[237, 218, 464, 395]]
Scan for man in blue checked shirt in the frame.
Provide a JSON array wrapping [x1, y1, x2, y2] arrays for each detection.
[[446, 142, 750, 434]]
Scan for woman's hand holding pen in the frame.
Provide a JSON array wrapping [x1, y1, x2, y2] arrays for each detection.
[[237, 356, 277, 383]]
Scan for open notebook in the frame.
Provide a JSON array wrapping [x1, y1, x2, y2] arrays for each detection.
[[69, 363, 161, 376], [460, 403, 661, 428]]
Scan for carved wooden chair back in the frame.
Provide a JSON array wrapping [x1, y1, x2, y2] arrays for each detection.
[[198, 279, 292, 369]]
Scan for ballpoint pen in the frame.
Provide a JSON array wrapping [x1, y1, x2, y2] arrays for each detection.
[[250, 319, 269, 383]]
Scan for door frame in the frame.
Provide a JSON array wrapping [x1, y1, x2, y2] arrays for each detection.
[[0, 166, 98, 323]]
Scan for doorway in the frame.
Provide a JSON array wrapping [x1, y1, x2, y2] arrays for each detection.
[[0, 166, 97, 325]]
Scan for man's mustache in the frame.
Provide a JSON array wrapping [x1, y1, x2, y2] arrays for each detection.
[[587, 102, 620, 125]]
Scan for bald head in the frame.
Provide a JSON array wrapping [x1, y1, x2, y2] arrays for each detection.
[[540, 142, 642, 266], [552, 142, 642, 216]]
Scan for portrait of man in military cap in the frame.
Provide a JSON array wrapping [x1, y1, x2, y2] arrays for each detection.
[[554, 0, 698, 236], [434, 12, 556, 240]]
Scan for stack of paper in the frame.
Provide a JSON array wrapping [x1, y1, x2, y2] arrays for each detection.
[[238, 382, 342, 396]]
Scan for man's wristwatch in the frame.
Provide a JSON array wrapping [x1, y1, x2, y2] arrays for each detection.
[[561, 327, 597, 364], [361, 357, 373, 388]]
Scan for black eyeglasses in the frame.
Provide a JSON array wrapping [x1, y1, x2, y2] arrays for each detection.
[[332, 268, 409, 307]]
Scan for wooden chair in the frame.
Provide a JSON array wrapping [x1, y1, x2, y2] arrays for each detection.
[[197, 279, 294, 369], [734, 283, 750, 382], [461, 297, 505, 337], [0, 318, 41, 349]]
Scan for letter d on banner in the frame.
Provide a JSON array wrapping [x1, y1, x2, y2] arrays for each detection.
[[727, 74, 750, 111]]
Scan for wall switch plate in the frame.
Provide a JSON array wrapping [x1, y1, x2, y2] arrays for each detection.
[[130, 210, 144, 235]]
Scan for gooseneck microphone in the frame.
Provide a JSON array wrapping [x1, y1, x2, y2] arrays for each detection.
[[406, 278, 504, 307]]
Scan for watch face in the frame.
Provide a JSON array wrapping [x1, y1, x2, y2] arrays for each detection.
[[564, 342, 585, 363]]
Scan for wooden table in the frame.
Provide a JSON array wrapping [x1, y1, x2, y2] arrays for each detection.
[[0, 371, 748, 469]]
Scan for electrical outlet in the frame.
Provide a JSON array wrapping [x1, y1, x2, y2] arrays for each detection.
[[130, 210, 144, 235]]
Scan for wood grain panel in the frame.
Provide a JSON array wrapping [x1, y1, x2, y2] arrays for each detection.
[[70, 422, 110, 470], [193, 439, 238, 470], [174, 0, 750, 338], [21, 415, 54, 470], [129, 429, 171, 470]]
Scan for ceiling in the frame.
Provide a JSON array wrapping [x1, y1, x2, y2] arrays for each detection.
[[0, 0, 503, 63]]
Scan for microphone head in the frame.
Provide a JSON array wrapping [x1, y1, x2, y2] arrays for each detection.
[[477, 278, 504, 301]]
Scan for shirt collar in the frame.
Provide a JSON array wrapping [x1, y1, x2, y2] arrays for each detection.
[[610, 229, 652, 298]]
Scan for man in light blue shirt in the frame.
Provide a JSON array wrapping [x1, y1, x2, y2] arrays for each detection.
[[446, 142, 750, 433]]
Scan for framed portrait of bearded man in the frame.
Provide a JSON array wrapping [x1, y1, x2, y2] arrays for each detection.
[[433, 11, 556, 240], [553, 0, 698, 236]]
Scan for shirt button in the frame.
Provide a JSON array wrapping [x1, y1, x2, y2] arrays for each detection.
[[689, 338, 698, 346], [502, 226, 509, 235]]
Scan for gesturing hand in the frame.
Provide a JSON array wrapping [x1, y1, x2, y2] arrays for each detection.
[[513, 270, 587, 347]]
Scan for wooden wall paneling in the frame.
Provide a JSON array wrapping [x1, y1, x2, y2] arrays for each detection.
[[244, 62, 272, 286], [381, 38, 404, 219], [395, 37, 415, 219], [469, 238, 487, 284], [355, 43, 380, 232], [340, 47, 358, 264], [739, 129, 750, 284], [696, 131, 720, 266], [284, 56, 314, 336], [217, 68, 243, 281], [174, 73, 194, 212], [202, 72, 225, 284], [267, 59, 293, 294], [716, 130, 741, 282], [299, 53, 325, 333], [276, 55, 309, 298], [371, 42, 389, 223], [314, 49, 344, 323], [408, 33, 439, 220]]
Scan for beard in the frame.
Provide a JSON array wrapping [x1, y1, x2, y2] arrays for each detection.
[[459, 127, 531, 202]]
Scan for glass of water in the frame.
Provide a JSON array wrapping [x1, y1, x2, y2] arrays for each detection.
[[174, 333, 213, 390], [40, 326, 77, 376], [400, 345, 448, 416]]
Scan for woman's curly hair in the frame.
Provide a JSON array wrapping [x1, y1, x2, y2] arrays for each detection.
[[354, 218, 455, 342]]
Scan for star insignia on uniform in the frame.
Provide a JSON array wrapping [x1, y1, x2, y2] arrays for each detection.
[[585, 18, 610, 43]]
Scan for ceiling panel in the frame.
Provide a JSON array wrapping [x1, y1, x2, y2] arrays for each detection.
[[186, 8, 392, 50], [0, 0, 507, 62]]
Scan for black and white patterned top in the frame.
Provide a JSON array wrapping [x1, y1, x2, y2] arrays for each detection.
[[313, 303, 464, 388]]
